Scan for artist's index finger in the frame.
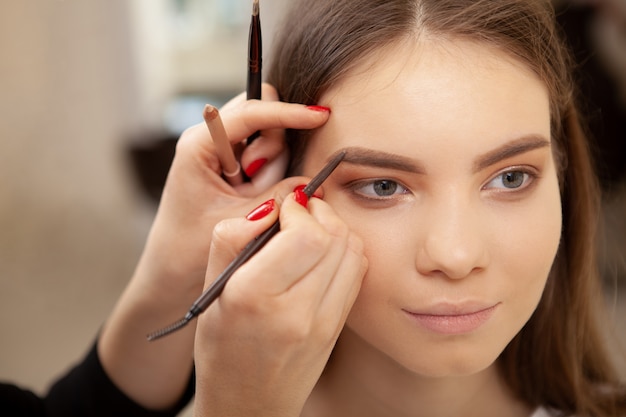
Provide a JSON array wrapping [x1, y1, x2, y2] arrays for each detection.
[[222, 101, 331, 143]]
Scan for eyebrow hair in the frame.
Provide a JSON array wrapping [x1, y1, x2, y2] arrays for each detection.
[[330, 147, 426, 174], [472, 135, 550, 173], [330, 135, 550, 175]]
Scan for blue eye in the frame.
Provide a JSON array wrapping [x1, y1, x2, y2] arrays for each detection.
[[353, 179, 408, 198], [485, 170, 532, 190]]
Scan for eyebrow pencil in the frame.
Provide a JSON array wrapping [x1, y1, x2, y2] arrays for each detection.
[[245, 0, 262, 146], [147, 150, 347, 341], [203, 104, 243, 186]]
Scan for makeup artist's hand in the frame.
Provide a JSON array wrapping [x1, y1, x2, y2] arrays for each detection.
[[141, 83, 331, 296], [97, 84, 331, 410], [193, 192, 367, 417]]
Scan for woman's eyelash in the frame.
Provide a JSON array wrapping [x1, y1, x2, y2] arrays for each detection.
[[344, 167, 539, 202], [347, 179, 409, 200], [482, 167, 539, 192]]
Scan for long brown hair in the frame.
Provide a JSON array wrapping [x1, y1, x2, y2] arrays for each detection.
[[268, 0, 626, 415]]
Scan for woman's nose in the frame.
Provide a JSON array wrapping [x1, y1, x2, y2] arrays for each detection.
[[415, 198, 489, 280]]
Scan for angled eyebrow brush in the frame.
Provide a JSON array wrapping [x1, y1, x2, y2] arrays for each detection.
[[147, 151, 346, 341], [245, 0, 262, 146]]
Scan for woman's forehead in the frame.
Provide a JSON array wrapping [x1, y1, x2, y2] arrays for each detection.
[[322, 37, 543, 103], [304, 38, 551, 171], [320, 38, 549, 130]]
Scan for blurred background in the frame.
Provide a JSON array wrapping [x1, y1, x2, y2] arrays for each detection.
[[0, 0, 624, 415]]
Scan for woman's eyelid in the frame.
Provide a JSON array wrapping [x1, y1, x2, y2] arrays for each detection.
[[347, 177, 411, 198], [342, 162, 541, 197], [482, 164, 540, 191]]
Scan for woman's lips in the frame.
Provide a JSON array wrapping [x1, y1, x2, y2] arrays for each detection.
[[403, 303, 499, 335]]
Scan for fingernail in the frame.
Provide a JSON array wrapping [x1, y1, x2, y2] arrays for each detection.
[[294, 189, 309, 208], [293, 184, 322, 199], [244, 158, 268, 178], [246, 199, 276, 221], [306, 105, 331, 113]]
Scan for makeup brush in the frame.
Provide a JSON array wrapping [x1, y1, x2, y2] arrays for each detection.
[[147, 151, 346, 341], [245, 0, 262, 146]]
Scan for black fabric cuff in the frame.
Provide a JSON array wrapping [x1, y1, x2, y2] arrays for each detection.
[[44, 340, 195, 417], [0, 382, 46, 417]]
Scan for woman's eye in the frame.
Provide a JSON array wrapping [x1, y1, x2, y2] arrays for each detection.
[[352, 179, 408, 198], [484, 170, 533, 190]]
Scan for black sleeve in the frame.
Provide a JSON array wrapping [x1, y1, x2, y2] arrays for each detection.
[[0, 382, 46, 417], [43, 341, 195, 417]]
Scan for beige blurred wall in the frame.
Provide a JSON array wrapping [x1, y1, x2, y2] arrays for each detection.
[[0, 0, 149, 394]]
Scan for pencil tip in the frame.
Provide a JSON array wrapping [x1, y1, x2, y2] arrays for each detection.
[[203, 104, 218, 121], [252, 0, 259, 16]]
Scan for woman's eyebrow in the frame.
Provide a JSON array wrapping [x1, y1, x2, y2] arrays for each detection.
[[329, 136, 549, 174], [472, 135, 551, 173], [330, 147, 425, 174]]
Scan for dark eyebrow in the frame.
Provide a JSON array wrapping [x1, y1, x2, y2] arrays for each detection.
[[330, 147, 425, 174], [472, 135, 551, 173], [329, 135, 550, 175]]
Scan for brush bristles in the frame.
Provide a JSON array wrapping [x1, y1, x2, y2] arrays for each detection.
[[146, 317, 190, 342]]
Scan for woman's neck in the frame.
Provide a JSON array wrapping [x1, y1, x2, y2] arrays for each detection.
[[303, 328, 531, 417]]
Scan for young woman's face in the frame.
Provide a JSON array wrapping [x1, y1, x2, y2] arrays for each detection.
[[301, 39, 562, 377]]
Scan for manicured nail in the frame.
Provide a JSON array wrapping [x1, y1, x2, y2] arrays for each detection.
[[246, 199, 276, 221], [293, 184, 322, 199], [294, 189, 309, 208], [244, 158, 268, 178], [306, 105, 331, 113]]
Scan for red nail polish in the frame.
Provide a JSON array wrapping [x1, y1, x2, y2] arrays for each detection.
[[245, 158, 268, 178], [306, 105, 331, 113], [293, 184, 322, 199], [294, 189, 309, 208], [246, 199, 276, 221]]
